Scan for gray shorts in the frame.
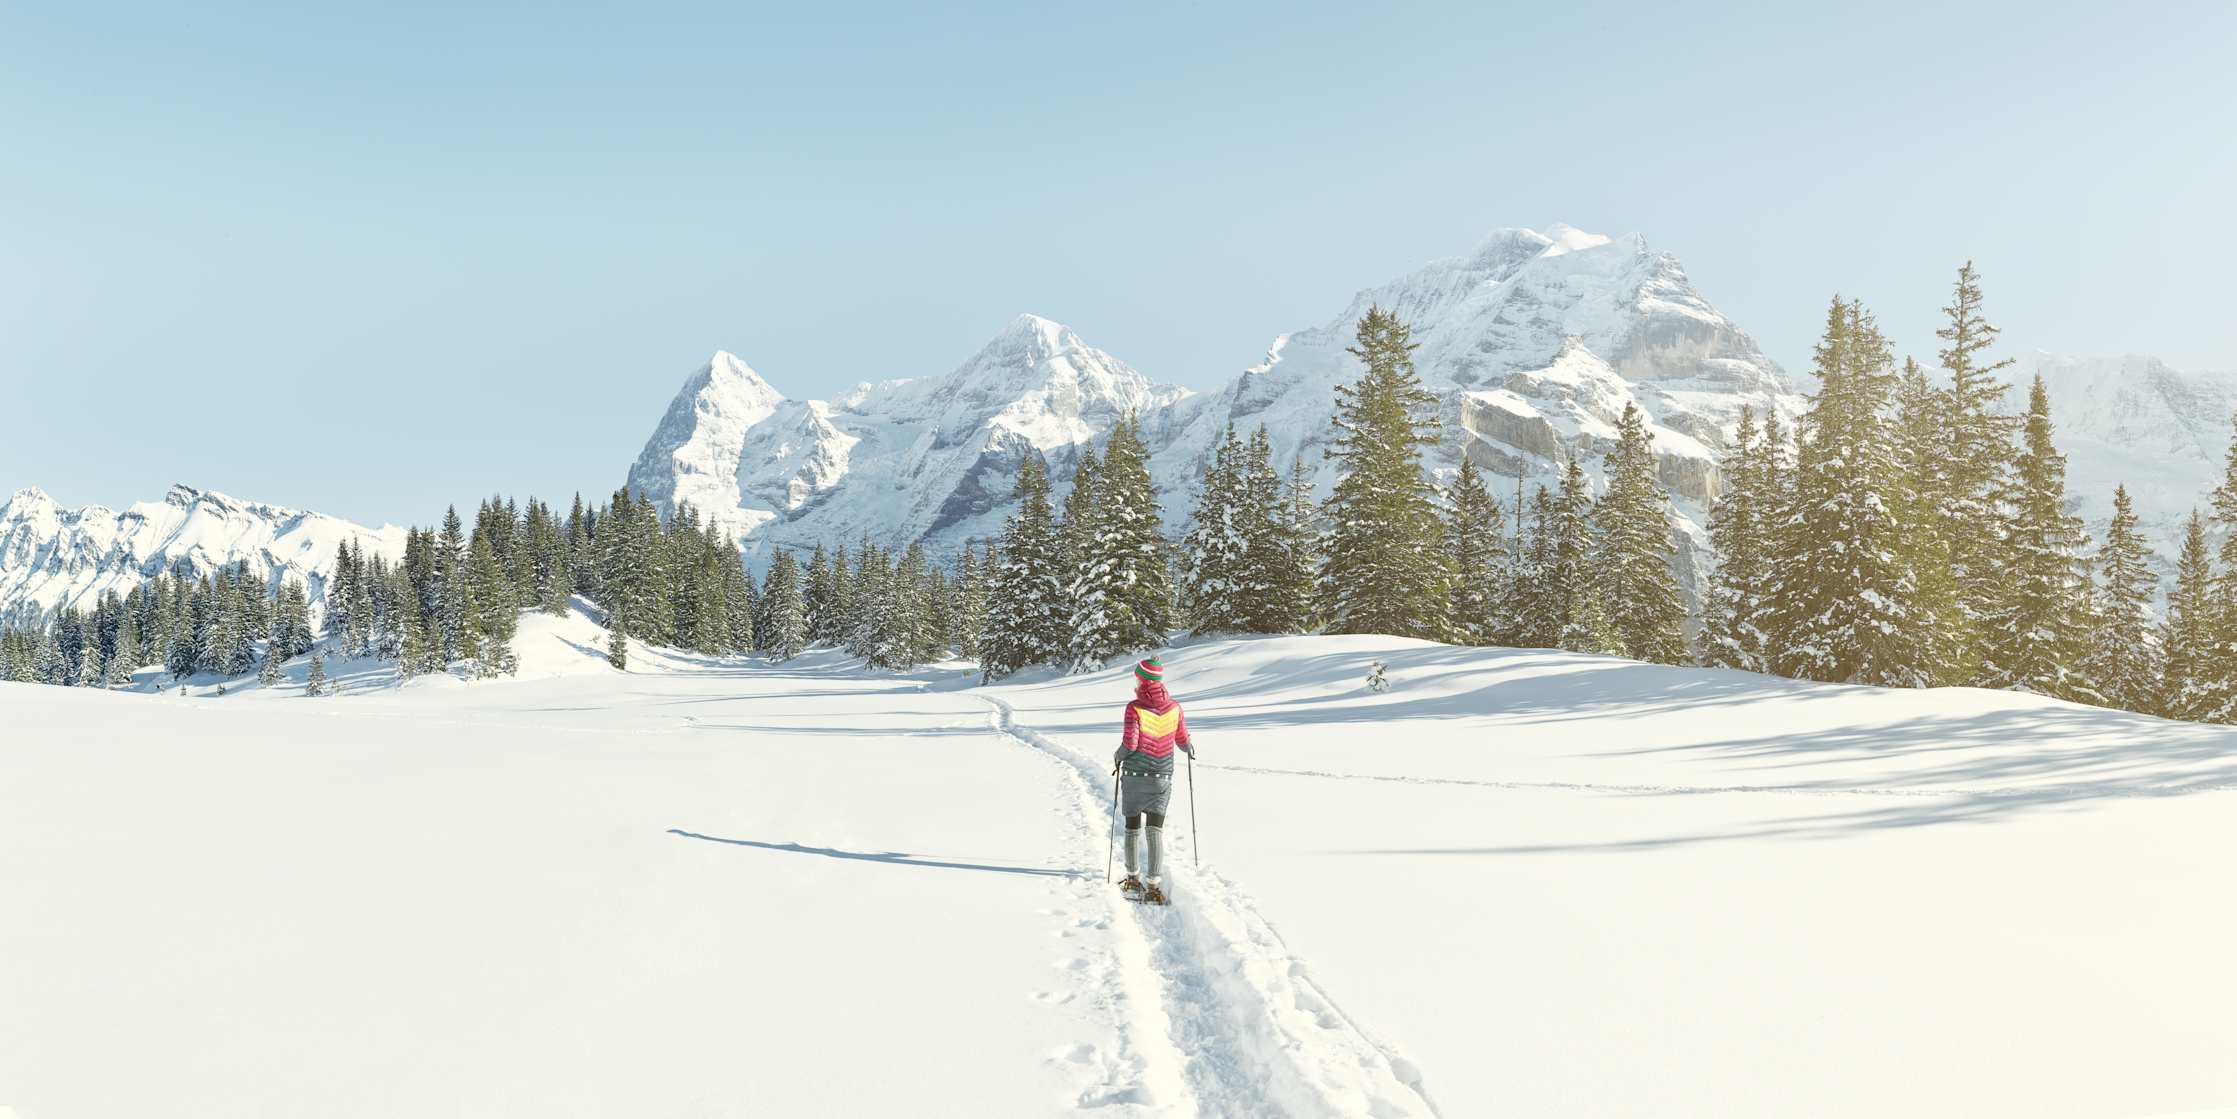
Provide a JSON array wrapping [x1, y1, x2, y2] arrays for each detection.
[[1120, 771, 1173, 819]]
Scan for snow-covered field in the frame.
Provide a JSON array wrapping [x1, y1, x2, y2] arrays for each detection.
[[7, 610, 2237, 1117]]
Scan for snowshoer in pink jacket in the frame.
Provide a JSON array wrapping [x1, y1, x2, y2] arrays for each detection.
[[1113, 656, 1191, 903]]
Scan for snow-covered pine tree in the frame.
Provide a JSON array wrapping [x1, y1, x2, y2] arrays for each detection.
[[1977, 376, 2096, 702], [801, 543, 831, 644], [1068, 416, 1171, 669], [105, 616, 137, 688], [537, 503, 573, 616], [274, 578, 314, 659], [1054, 447, 1100, 652], [1936, 263, 2020, 684], [1235, 428, 1289, 632], [1590, 404, 1688, 664], [1767, 298, 1926, 685], [1258, 454, 1320, 634], [466, 530, 517, 678], [1702, 407, 1770, 672], [824, 545, 854, 648], [1511, 485, 1560, 648], [893, 540, 936, 667], [1182, 425, 1251, 633], [2080, 485, 2162, 714], [258, 645, 283, 687], [2162, 512, 2216, 721], [1891, 358, 1964, 684], [327, 540, 357, 645], [2201, 414, 2237, 722], [980, 457, 1066, 680], [1442, 457, 1504, 646], [305, 651, 327, 696], [950, 544, 986, 660], [436, 506, 469, 662], [761, 549, 809, 661], [75, 618, 103, 687], [1551, 458, 1611, 653], [845, 540, 888, 662], [1320, 307, 1454, 641], [721, 547, 757, 654], [691, 531, 729, 656], [605, 611, 629, 671], [33, 626, 65, 685]]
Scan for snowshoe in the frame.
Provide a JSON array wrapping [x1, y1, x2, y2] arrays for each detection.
[[1119, 874, 1144, 898], [1141, 880, 1169, 906]]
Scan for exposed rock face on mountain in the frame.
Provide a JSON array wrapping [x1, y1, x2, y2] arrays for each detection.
[[0, 484, 408, 628], [2008, 352, 2237, 569], [625, 314, 1190, 564], [626, 226, 1805, 603], [1146, 226, 1802, 600]]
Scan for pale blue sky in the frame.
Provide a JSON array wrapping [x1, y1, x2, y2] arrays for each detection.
[[4, 1, 2232, 526]]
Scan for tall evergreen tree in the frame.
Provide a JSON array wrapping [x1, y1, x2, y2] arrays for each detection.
[[761, 550, 809, 661], [1977, 376, 2095, 701], [466, 531, 517, 677], [436, 506, 469, 661], [981, 458, 1066, 680], [1551, 458, 1609, 653], [1442, 457, 1504, 645], [1767, 298, 1925, 685], [1937, 262, 2020, 682], [2081, 485, 2162, 714], [1069, 417, 1172, 668], [1182, 425, 1252, 633], [1591, 404, 1689, 664], [1320, 307, 1454, 640], [1702, 408, 1775, 672], [1891, 357, 1965, 683], [2163, 512, 2217, 721], [1511, 485, 1560, 648], [2205, 415, 2237, 721]]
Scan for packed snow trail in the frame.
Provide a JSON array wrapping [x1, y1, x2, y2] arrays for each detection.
[[981, 696, 1440, 1119]]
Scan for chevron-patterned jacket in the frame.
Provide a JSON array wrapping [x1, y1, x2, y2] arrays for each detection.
[[1117, 680, 1192, 776]]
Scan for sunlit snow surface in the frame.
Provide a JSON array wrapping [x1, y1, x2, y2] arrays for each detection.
[[7, 607, 2237, 1116]]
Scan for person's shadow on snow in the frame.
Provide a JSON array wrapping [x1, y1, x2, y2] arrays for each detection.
[[668, 829, 1083, 879]]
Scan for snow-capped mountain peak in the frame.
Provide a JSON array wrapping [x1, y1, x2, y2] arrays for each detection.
[[0, 485, 407, 628], [627, 315, 1191, 563], [622, 231, 1796, 594]]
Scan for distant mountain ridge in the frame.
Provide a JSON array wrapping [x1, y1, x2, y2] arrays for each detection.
[[0, 484, 406, 629], [2005, 351, 2237, 567], [626, 225, 1808, 599]]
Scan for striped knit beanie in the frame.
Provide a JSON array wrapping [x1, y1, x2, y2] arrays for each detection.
[[1133, 657, 1164, 683]]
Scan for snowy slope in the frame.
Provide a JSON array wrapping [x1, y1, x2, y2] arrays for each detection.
[[0, 484, 407, 629], [986, 635, 2237, 1118], [627, 314, 1191, 566], [625, 228, 1802, 592], [2006, 351, 2237, 566], [10, 624, 2237, 1117]]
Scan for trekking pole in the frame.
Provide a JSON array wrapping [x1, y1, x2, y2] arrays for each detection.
[[1188, 751, 1199, 869], [1106, 768, 1121, 884]]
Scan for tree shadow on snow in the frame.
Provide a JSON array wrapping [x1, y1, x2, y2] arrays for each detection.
[[668, 830, 1082, 879]]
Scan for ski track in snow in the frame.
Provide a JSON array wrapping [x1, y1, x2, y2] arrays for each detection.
[[1197, 762, 2237, 801], [980, 695, 1440, 1119]]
